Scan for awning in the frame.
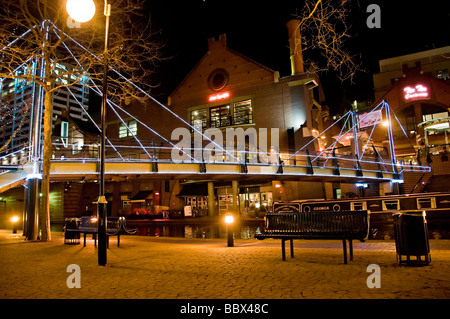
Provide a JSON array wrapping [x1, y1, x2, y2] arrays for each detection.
[[177, 183, 209, 197], [419, 117, 450, 132]]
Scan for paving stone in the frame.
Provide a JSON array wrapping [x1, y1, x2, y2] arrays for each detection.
[[1, 230, 449, 299]]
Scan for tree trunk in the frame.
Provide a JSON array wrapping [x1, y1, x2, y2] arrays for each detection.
[[39, 92, 52, 241]]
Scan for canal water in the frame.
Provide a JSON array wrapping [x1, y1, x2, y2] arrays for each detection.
[[130, 220, 265, 239], [54, 213, 450, 239], [127, 216, 450, 240]]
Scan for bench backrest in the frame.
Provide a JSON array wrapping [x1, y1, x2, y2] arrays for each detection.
[[80, 216, 98, 229], [107, 217, 120, 230], [264, 210, 370, 239]]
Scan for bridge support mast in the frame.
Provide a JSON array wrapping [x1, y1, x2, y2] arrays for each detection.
[[207, 181, 216, 216]]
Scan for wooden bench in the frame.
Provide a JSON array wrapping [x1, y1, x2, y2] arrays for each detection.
[[64, 216, 137, 247], [255, 210, 370, 264]]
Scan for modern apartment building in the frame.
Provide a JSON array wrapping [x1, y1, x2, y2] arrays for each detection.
[[0, 62, 90, 158]]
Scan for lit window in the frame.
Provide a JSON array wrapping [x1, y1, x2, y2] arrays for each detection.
[[190, 109, 207, 130], [436, 69, 449, 81], [61, 121, 69, 147], [423, 111, 448, 122], [119, 120, 137, 138], [233, 99, 253, 125], [210, 104, 231, 128]]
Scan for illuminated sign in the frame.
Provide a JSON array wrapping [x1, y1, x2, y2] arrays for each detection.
[[358, 109, 382, 129], [403, 84, 430, 101], [208, 91, 230, 102]]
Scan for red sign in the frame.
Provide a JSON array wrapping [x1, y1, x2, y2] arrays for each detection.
[[403, 84, 430, 101], [208, 91, 230, 102]]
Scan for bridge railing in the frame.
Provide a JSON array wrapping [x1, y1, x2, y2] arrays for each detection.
[[0, 139, 431, 177], [45, 138, 430, 175]]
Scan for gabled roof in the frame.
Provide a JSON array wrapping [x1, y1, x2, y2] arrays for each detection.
[[168, 34, 277, 104]]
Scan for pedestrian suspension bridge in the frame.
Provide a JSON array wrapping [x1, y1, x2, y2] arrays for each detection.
[[0, 21, 430, 193]]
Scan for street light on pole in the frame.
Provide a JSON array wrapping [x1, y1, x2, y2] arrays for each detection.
[[67, 0, 110, 266], [66, 0, 96, 23]]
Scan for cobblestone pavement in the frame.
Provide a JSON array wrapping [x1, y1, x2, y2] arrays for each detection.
[[1, 229, 450, 300]]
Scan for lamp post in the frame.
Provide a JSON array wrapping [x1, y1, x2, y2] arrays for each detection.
[[11, 216, 19, 234], [224, 213, 235, 247], [67, 0, 110, 266]]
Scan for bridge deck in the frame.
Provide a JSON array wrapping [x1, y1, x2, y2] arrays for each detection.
[[46, 161, 398, 183]]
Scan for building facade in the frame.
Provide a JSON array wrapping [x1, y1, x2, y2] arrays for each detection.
[[100, 20, 332, 219], [0, 62, 91, 159], [371, 46, 450, 193]]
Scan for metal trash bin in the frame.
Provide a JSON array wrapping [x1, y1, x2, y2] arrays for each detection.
[[64, 218, 80, 245], [393, 211, 430, 266]]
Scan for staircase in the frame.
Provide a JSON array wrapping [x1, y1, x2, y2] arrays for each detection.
[[0, 170, 27, 193], [402, 171, 433, 194]]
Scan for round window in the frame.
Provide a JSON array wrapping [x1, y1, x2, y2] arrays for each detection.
[[208, 68, 229, 91]]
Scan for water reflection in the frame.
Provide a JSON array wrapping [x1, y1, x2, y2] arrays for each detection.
[[135, 223, 263, 239]]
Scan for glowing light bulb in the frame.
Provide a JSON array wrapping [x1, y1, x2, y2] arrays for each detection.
[[224, 214, 234, 224], [66, 0, 96, 23]]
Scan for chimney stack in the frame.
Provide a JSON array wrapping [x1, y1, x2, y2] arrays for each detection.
[[286, 19, 304, 75], [208, 34, 227, 51]]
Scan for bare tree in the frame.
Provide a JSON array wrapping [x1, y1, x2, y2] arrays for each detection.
[[0, 0, 163, 241], [0, 103, 30, 153], [295, 0, 363, 82]]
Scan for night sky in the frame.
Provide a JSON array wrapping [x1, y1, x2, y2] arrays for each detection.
[[145, 0, 449, 114]]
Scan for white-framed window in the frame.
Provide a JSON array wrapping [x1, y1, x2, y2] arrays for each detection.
[[61, 121, 69, 147], [119, 120, 137, 138], [72, 141, 81, 155]]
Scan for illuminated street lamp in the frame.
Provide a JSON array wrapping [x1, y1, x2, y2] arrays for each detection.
[[66, 0, 96, 23], [224, 213, 235, 247], [11, 216, 19, 234], [67, 0, 111, 266]]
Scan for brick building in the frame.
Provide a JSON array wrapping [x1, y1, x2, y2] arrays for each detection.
[[101, 20, 332, 218]]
